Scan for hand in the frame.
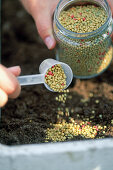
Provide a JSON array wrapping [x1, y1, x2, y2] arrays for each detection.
[[20, 0, 59, 50], [0, 65, 21, 107]]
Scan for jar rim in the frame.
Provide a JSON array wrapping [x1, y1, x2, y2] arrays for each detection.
[[54, 0, 112, 39]]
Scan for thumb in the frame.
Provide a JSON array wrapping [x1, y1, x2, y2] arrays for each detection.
[[8, 66, 21, 77], [32, 7, 56, 49], [0, 64, 21, 99]]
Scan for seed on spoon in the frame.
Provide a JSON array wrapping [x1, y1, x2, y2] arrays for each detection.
[[45, 64, 67, 92]]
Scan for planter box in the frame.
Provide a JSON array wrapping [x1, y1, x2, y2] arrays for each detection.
[[0, 139, 113, 170]]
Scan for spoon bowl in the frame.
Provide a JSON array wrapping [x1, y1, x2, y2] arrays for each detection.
[[18, 58, 73, 92]]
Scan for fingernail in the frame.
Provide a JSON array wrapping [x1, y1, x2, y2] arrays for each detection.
[[44, 36, 54, 49]]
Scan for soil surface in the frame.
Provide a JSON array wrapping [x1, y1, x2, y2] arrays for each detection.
[[1, 0, 113, 145]]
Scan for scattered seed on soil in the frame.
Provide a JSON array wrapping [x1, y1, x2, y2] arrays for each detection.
[[99, 114, 103, 119], [89, 93, 94, 97], [92, 110, 95, 114], [49, 89, 110, 143], [45, 119, 106, 142], [95, 100, 99, 104], [81, 98, 89, 103]]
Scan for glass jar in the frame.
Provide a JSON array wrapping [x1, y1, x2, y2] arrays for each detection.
[[53, 0, 113, 79]]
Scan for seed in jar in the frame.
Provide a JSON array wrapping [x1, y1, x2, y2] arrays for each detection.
[[59, 5, 107, 33], [56, 3, 112, 78]]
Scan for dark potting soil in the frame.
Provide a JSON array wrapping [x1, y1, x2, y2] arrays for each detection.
[[1, 0, 113, 145]]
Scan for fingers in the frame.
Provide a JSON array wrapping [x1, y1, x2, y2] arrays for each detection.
[[32, 5, 56, 49], [0, 88, 8, 108], [0, 64, 21, 99], [20, 0, 60, 49], [22, 0, 56, 49], [8, 66, 21, 76], [36, 10, 55, 49]]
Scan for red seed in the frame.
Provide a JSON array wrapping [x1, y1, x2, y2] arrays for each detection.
[[73, 18, 77, 20], [97, 61, 100, 64], [48, 71, 52, 75], [52, 65, 54, 68], [71, 15, 74, 19], [77, 59, 80, 63], [52, 73, 54, 76], [87, 122, 91, 125], [83, 17, 86, 21], [45, 75, 47, 77], [99, 57, 102, 60], [82, 125, 85, 127], [65, 48, 68, 51], [102, 51, 106, 55], [61, 83, 64, 86], [79, 12, 82, 15]]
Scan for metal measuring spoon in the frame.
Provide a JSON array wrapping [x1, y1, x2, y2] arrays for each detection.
[[17, 59, 73, 92]]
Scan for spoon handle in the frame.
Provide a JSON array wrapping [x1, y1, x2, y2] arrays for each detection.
[[17, 74, 44, 86]]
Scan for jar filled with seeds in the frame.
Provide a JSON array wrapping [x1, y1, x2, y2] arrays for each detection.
[[53, 0, 113, 79]]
